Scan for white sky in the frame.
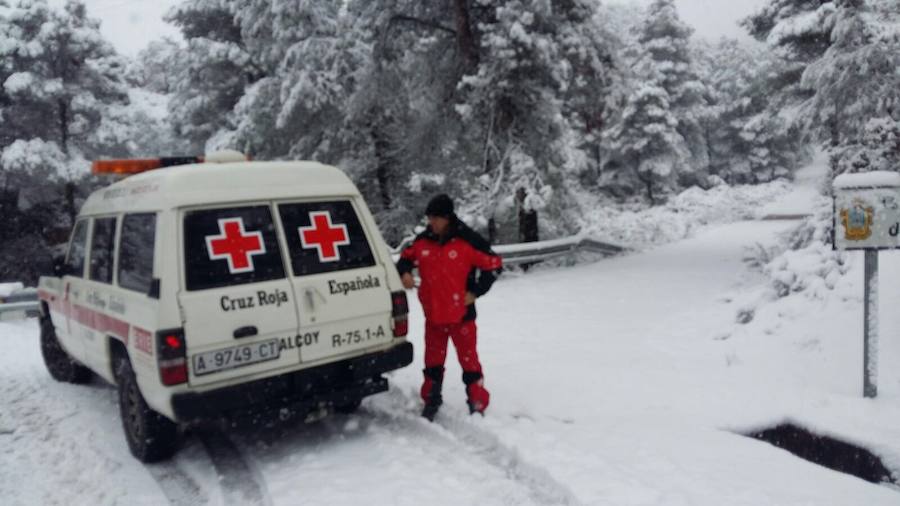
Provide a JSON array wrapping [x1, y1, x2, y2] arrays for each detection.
[[613, 0, 768, 41], [49, 0, 182, 56], [57, 0, 766, 57]]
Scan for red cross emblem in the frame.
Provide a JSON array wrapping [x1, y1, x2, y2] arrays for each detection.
[[298, 211, 350, 262], [205, 218, 267, 273]]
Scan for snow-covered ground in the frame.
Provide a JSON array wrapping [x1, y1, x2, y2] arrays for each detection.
[[3, 161, 900, 505]]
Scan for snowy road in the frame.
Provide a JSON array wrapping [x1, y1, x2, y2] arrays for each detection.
[[3, 191, 900, 504]]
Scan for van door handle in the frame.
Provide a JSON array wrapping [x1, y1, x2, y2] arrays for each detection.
[[233, 326, 258, 339], [304, 288, 315, 312]]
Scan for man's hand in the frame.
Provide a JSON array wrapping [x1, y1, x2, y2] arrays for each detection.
[[401, 272, 415, 289], [465, 292, 477, 305]]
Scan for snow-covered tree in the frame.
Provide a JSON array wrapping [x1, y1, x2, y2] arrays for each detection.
[[0, 0, 129, 283], [0, 0, 129, 157], [334, 0, 458, 242], [832, 116, 900, 175], [635, 0, 708, 183], [226, 1, 353, 160], [605, 84, 685, 204], [165, 0, 266, 152], [742, 0, 833, 98], [455, 0, 618, 240], [744, 0, 900, 147], [694, 38, 805, 183], [799, 0, 900, 147], [130, 38, 183, 95], [743, 0, 834, 59], [745, 0, 900, 181]]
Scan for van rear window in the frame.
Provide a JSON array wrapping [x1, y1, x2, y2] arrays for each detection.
[[183, 205, 285, 291], [278, 201, 376, 276]]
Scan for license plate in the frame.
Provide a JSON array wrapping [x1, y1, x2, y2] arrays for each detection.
[[192, 339, 281, 376], [328, 324, 388, 349]]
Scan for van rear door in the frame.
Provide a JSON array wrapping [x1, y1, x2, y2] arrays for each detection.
[[276, 199, 393, 364], [178, 204, 300, 386]]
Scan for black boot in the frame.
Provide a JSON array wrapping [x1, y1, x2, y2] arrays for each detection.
[[462, 371, 487, 416], [421, 366, 444, 422]]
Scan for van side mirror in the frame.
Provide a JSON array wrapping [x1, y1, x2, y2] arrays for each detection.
[[52, 256, 70, 277], [147, 278, 161, 299]]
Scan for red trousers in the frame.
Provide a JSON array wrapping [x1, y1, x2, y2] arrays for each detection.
[[422, 320, 490, 412], [424, 320, 482, 372]]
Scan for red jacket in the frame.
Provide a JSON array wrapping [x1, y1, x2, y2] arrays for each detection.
[[398, 219, 502, 324]]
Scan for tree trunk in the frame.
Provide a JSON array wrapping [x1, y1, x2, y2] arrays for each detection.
[[452, 0, 478, 72], [57, 100, 69, 155], [372, 127, 393, 210], [64, 181, 77, 228], [830, 114, 840, 148]]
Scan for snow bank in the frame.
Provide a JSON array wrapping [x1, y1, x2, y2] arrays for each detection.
[[834, 171, 900, 189], [733, 197, 850, 326], [0, 282, 24, 298], [582, 180, 792, 250]]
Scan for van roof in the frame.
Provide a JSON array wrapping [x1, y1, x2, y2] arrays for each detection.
[[80, 161, 358, 216]]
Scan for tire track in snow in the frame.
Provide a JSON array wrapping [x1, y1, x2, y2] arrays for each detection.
[[1, 322, 173, 505], [145, 461, 209, 506], [199, 429, 273, 506], [374, 388, 581, 506]]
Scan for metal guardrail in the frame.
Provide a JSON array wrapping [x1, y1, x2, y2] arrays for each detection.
[[492, 235, 626, 265], [0, 235, 627, 319], [391, 233, 628, 265], [0, 296, 39, 318]]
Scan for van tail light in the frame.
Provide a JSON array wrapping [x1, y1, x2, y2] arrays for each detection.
[[391, 291, 409, 337], [156, 328, 188, 386]]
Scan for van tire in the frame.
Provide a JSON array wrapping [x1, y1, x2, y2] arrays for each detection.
[[40, 315, 92, 384], [114, 357, 178, 462]]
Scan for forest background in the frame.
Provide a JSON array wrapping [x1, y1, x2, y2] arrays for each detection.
[[0, 0, 898, 284]]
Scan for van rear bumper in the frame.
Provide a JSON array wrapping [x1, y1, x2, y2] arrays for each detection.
[[171, 341, 413, 423]]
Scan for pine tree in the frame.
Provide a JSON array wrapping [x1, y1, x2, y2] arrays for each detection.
[[746, 0, 900, 178], [0, 0, 129, 283], [0, 0, 129, 157], [228, 0, 351, 161], [130, 38, 183, 95], [455, 0, 618, 240], [165, 0, 266, 152], [694, 38, 805, 184], [832, 117, 900, 174], [336, 0, 461, 242], [636, 0, 708, 183], [606, 84, 685, 204], [154, 0, 620, 243], [799, 0, 900, 147]]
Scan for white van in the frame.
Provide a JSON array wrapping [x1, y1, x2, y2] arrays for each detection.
[[37, 153, 412, 462]]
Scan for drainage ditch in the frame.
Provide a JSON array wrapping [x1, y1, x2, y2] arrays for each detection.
[[746, 423, 897, 486]]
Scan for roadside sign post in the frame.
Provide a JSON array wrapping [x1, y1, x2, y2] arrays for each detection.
[[863, 250, 878, 398], [833, 171, 900, 398]]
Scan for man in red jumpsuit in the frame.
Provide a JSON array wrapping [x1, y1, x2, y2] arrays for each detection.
[[397, 194, 503, 421]]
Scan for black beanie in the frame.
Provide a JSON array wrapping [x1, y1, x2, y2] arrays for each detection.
[[425, 194, 454, 218]]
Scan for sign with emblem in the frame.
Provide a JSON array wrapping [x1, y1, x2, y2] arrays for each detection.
[[833, 171, 900, 251], [831, 170, 900, 399]]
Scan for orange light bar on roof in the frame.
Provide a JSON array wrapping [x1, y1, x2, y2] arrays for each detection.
[[92, 156, 204, 175]]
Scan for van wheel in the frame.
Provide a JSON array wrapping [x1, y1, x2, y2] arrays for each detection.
[[40, 316, 91, 384], [334, 398, 362, 414], [115, 357, 179, 462]]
